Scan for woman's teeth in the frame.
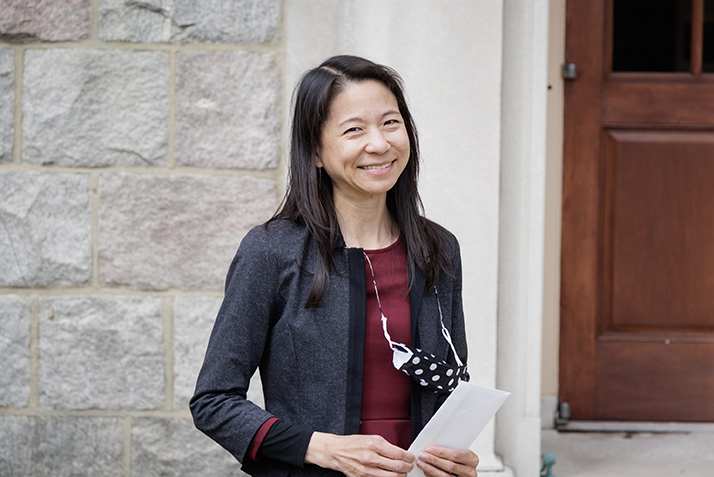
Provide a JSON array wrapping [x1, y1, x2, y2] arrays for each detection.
[[360, 161, 392, 170]]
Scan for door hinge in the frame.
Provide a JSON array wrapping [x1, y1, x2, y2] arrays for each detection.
[[562, 63, 577, 80], [554, 401, 571, 427]]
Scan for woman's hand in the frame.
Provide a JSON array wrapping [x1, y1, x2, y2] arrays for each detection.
[[415, 446, 479, 477], [305, 432, 416, 477]]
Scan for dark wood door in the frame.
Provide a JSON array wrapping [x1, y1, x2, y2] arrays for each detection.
[[560, 0, 714, 421]]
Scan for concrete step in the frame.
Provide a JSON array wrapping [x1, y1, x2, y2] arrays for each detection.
[[541, 428, 714, 476]]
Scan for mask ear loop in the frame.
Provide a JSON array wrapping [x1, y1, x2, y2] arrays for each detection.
[[363, 251, 397, 350], [434, 288, 464, 368], [364, 251, 464, 369]]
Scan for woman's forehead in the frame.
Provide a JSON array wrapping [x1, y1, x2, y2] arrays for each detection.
[[326, 80, 400, 124]]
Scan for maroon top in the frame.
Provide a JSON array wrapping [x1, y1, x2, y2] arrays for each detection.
[[360, 236, 412, 449]]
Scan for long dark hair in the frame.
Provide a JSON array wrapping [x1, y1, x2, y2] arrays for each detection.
[[271, 55, 451, 308]]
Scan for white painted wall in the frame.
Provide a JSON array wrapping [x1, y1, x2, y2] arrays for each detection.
[[496, 0, 550, 476]]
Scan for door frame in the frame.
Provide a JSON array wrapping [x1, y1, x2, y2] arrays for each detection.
[[541, 0, 567, 421], [557, 0, 605, 419]]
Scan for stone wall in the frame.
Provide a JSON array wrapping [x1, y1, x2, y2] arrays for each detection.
[[0, 1, 283, 475]]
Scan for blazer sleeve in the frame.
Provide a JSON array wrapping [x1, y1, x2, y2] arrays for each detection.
[[190, 226, 280, 464]]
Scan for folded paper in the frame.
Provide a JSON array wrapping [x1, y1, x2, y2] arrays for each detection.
[[408, 382, 510, 477]]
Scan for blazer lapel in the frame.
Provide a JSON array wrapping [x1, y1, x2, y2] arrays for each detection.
[[409, 266, 426, 440], [409, 266, 426, 348]]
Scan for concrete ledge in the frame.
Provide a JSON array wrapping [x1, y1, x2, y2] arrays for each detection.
[[557, 421, 714, 433]]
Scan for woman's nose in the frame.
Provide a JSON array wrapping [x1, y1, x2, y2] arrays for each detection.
[[364, 129, 390, 154]]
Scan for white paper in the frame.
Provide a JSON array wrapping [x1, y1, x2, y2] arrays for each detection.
[[407, 382, 510, 477]]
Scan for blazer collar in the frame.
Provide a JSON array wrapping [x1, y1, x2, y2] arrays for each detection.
[[409, 265, 426, 347]]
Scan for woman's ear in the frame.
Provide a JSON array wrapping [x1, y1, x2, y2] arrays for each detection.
[[315, 151, 323, 168]]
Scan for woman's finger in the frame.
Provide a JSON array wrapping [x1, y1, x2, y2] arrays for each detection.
[[369, 437, 416, 466], [423, 446, 479, 466], [355, 436, 415, 474], [416, 446, 479, 477]]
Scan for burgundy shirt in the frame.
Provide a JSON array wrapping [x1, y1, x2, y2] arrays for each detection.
[[360, 236, 412, 449]]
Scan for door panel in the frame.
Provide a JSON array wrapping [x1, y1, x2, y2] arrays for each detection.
[[604, 130, 714, 331], [595, 341, 714, 420], [560, 0, 714, 421]]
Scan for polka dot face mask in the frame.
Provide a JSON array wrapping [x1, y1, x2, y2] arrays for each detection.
[[364, 253, 469, 394]]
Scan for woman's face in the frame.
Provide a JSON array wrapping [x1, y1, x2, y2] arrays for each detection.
[[317, 80, 410, 205]]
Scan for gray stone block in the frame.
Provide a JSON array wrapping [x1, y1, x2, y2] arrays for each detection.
[[173, 296, 221, 409], [0, 296, 30, 407], [100, 0, 281, 44], [0, 0, 90, 43], [173, 296, 265, 410], [0, 416, 123, 476], [176, 51, 281, 169], [39, 296, 164, 410], [99, 173, 278, 290], [99, 0, 168, 43], [0, 49, 13, 163], [132, 417, 244, 476], [0, 172, 91, 287], [23, 49, 168, 167]]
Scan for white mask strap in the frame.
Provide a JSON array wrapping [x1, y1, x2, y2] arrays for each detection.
[[434, 288, 463, 367], [364, 251, 462, 367], [363, 251, 397, 350]]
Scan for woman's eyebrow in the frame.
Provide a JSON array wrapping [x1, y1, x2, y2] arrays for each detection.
[[381, 109, 401, 118], [337, 116, 362, 127]]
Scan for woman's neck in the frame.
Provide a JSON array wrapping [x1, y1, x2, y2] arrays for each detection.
[[333, 192, 397, 250]]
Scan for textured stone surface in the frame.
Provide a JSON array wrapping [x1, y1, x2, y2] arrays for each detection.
[[0, 296, 30, 407], [39, 296, 164, 410], [99, 173, 278, 290], [176, 51, 281, 169], [0, 0, 90, 43], [173, 296, 265, 409], [23, 49, 168, 167], [0, 416, 123, 476], [173, 296, 221, 409], [132, 418, 243, 476], [0, 49, 13, 163], [0, 172, 91, 287], [100, 0, 281, 44]]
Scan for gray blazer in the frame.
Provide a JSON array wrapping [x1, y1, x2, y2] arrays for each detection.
[[190, 220, 468, 477]]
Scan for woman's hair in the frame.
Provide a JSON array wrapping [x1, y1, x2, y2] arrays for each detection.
[[271, 55, 452, 308]]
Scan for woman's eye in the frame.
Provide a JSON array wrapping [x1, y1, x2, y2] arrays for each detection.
[[384, 119, 400, 126], [344, 127, 360, 134]]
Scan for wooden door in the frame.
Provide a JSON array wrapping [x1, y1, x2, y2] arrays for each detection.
[[560, 0, 714, 421]]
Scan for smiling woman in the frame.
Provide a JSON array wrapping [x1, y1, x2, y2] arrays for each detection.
[[190, 55, 479, 477], [317, 80, 411, 234]]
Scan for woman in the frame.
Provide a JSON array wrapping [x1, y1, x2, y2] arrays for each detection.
[[190, 55, 479, 477]]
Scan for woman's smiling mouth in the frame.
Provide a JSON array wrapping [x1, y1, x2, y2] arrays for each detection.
[[359, 160, 396, 170]]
